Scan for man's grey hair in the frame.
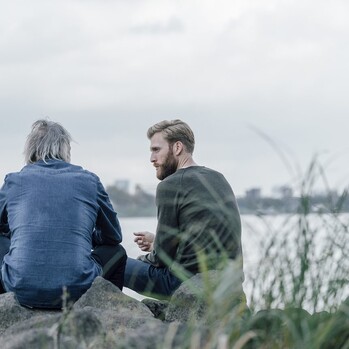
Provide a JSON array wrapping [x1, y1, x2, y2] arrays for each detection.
[[147, 119, 195, 154], [24, 119, 72, 164]]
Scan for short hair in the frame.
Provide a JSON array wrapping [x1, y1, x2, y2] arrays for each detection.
[[24, 119, 72, 164], [147, 119, 195, 154]]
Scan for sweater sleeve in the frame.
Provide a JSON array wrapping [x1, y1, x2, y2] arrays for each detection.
[[138, 177, 180, 267]]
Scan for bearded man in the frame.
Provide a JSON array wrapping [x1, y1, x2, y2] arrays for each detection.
[[124, 119, 243, 298]]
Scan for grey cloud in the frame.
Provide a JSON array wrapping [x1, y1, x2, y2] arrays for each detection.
[[0, 14, 92, 65], [0, 0, 348, 196], [129, 16, 185, 35]]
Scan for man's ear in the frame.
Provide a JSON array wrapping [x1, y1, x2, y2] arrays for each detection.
[[173, 141, 184, 156]]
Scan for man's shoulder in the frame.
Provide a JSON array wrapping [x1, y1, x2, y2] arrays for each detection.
[[20, 161, 100, 182], [69, 165, 100, 182], [181, 167, 233, 194], [158, 166, 226, 188], [181, 166, 224, 180]]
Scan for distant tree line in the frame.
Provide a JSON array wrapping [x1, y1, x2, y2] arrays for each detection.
[[106, 184, 156, 217], [238, 186, 349, 215], [106, 184, 349, 217]]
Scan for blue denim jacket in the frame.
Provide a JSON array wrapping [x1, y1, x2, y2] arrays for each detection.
[[0, 159, 122, 308]]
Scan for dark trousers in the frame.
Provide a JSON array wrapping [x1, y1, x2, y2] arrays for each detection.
[[91, 244, 127, 290], [0, 235, 10, 293], [124, 257, 182, 299]]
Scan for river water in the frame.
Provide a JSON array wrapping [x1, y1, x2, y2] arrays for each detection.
[[119, 214, 349, 310]]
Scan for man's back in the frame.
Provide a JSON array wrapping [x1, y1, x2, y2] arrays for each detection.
[[155, 166, 242, 276], [2, 159, 102, 307], [0, 119, 126, 307]]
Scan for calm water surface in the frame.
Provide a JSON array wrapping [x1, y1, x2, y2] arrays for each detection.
[[119, 214, 349, 306]]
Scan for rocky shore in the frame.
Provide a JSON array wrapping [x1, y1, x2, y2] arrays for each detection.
[[0, 271, 238, 349], [1, 270, 347, 348]]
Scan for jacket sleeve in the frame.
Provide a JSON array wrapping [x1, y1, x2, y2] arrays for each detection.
[[93, 179, 122, 246]]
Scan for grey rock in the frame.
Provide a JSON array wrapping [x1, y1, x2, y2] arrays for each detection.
[[0, 293, 33, 334], [165, 265, 246, 324], [0, 273, 231, 348], [2, 313, 61, 337], [141, 298, 169, 320], [0, 292, 58, 335], [80, 306, 162, 338], [74, 277, 153, 318], [73, 277, 161, 340], [58, 309, 105, 343], [165, 271, 221, 323], [0, 308, 106, 349], [119, 321, 188, 349], [1, 328, 59, 349]]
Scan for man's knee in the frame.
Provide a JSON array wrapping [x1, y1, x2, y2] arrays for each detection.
[[115, 244, 127, 263]]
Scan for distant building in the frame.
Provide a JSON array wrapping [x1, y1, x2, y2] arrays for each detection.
[[245, 187, 261, 200], [272, 185, 293, 199], [113, 179, 130, 193]]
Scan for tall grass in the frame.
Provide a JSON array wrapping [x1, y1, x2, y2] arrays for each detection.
[[247, 158, 348, 313], [169, 157, 349, 349]]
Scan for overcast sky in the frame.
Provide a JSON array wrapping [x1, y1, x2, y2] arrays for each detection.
[[1, 0, 349, 197]]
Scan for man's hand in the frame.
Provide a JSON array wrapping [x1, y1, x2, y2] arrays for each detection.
[[133, 231, 155, 252]]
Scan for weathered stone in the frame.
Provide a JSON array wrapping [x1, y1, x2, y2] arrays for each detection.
[[1, 328, 59, 349], [142, 298, 169, 320], [0, 293, 33, 335], [119, 321, 188, 349], [72, 277, 161, 340], [59, 309, 105, 343], [2, 313, 61, 337], [165, 264, 246, 325], [78, 306, 162, 338], [0, 308, 106, 349], [165, 271, 221, 323], [0, 272, 246, 348], [74, 277, 153, 318], [0, 292, 59, 335], [0, 324, 89, 349]]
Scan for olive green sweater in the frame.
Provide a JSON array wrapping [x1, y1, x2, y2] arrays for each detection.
[[139, 166, 243, 278]]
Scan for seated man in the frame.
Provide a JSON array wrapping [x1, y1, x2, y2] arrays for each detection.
[[0, 119, 126, 308], [124, 119, 243, 298]]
